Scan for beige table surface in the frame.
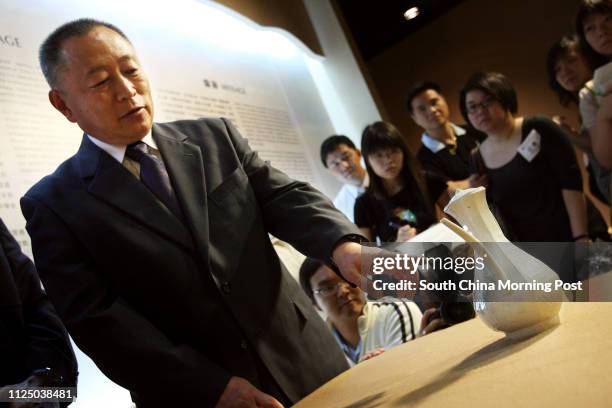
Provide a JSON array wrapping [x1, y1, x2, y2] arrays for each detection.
[[295, 302, 612, 408]]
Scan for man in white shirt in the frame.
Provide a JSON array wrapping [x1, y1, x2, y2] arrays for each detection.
[[320, 135, 369, 223]]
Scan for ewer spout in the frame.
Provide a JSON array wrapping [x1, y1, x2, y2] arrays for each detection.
[[444, 187, 507, 242]]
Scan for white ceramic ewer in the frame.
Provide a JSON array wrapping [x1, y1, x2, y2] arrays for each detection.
[[441, 187, 564, 338]]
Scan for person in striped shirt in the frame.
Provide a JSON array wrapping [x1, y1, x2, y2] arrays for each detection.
[[299, 258, 425, 366]]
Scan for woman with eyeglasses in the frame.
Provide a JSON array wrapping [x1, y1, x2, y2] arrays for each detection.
[[354, 121, 448, 243], [460, 72, 589, 242]]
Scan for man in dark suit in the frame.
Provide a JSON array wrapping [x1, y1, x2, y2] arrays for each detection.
[[0, 218, 77, 405], [21, 18, 366, 407]]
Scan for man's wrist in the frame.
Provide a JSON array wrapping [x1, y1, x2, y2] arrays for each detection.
[[328, 234, 366, 283], [331, 234, 367, 261]]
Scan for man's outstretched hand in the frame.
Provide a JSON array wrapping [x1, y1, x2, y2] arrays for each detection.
[[215, 377, 284, 408], [332, 240, 419, 299], [331, 241, 365, 288]]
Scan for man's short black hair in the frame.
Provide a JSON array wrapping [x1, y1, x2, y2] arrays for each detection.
[[459, 72, 518, 124], [39, 18, 130, 88], [299, 257, 325, 304], [405, 80, 443, 114], [320, 135, 357, 167]]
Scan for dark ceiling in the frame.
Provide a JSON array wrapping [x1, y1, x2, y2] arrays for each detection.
[[335, 0, 466, 61]]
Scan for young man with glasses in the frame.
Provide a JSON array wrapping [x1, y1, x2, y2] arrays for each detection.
[[320, 135, 369, 223], [299, 258, 422, 366]]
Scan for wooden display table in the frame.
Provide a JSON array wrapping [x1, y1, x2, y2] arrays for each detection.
[[295, 302, 611, 407]]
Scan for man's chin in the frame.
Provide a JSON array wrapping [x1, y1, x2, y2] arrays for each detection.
[[131, 122, 153, 140], [430, 119, 446, 127], [341, 299, 363, 313]]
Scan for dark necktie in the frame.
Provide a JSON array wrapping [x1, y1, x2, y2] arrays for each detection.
[[125, 142, 183, 220]]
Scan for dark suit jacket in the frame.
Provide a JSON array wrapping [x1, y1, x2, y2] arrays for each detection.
[[0, 218, 77, 388], [21, 118, 356, 406]]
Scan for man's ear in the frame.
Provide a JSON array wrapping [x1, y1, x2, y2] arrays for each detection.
[[48, 90, 77, 123]]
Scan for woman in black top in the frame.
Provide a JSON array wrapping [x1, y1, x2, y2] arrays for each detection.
[[460, 72, 589, 242], [354, 121, 447, 243]]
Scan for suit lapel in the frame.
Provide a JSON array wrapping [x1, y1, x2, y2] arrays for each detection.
[[77, 135, 194, 251], [153, 124, 210, 268]]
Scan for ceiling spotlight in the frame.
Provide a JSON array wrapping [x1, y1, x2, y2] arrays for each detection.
[[404, 6, 420, 20]]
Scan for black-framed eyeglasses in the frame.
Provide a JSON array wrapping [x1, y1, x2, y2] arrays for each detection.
[[466, 98, 495, 115]]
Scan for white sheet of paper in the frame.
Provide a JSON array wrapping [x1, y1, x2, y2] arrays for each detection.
[[408, 222, 465, 243]]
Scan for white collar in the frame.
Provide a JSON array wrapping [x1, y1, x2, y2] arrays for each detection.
[[421, 123, 466, 154], [87, 130, 156, 163], [346, 173, 369, 194]]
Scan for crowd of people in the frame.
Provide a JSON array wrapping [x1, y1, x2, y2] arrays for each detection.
[[322, 1, 612, 246], [2, 1, 612, 407], [310, 0, 612, 371]]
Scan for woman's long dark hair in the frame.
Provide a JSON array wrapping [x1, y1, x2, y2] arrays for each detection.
[[546, 35, 595, 107], [361, 121, 433, 212]]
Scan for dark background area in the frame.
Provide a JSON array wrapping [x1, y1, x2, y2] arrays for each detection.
[[336, 0, 466, 60]]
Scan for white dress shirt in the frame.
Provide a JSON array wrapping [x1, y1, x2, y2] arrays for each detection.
[[420, 123, 466, 154], [87, 131, 156, 164], [332, 174, 369, 223]]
